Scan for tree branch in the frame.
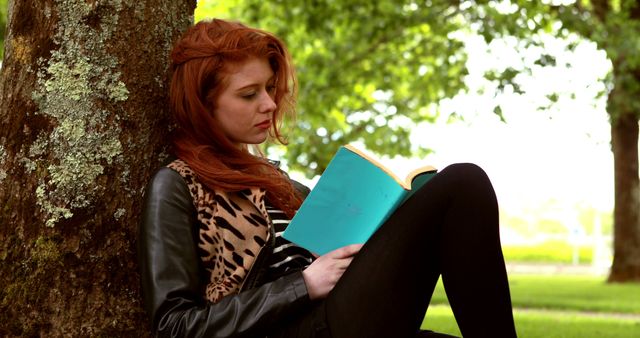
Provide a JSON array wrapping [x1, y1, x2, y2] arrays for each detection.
[[629, 0, 640, 19], [591, 0, 610, 22]]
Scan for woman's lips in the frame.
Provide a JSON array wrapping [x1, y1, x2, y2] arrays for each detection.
[[255, 120, 271, 129]]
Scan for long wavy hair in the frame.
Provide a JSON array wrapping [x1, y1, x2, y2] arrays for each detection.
[[169, 19, 302, 217]]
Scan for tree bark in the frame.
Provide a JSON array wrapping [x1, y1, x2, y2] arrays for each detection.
[[606, 0, 640, 283], [0, 0, 195, 336], [608, 83, 640, 283]]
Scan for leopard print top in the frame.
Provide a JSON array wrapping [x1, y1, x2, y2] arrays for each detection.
[[167, 159, 273, 303]]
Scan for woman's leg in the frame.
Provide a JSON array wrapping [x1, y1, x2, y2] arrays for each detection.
[[323, 163, 516, 338]]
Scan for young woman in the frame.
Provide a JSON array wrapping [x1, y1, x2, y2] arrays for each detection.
[[138, 19, 517, 338]]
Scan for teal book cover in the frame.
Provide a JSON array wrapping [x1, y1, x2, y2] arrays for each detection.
[[282, 145, 437, 255]]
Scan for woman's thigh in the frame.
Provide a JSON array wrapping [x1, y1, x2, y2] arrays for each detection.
[[320, 165, 486, 337]]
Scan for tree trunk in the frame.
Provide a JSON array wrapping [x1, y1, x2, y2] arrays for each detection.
[[0, 0, 195, 336], [608, 87, 640, 283]]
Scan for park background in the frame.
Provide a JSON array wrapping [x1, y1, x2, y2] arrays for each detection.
[[0, 0, 638, 337], [194, 2, 640, 336], [195, 0, 622, 273]]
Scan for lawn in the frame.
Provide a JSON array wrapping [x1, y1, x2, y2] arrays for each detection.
[[421, 305, 640, 338], [421, 274, 640, 337]]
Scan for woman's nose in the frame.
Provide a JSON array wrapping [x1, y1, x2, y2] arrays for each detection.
[[259, 93, 277, 114]]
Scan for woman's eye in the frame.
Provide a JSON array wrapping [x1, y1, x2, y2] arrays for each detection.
[[266, 85, 276, 93], [241, 92, 257, 99]]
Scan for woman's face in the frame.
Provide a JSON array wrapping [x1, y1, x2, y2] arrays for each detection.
[[213, 57, 277, 147]]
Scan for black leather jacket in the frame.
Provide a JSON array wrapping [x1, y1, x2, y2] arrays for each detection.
[[138, 168, 312, 337]]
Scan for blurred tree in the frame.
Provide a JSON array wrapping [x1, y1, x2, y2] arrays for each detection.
[[557, 0, 640, 283], [468, 0, 640, 282], [0, 0, 195, 335]]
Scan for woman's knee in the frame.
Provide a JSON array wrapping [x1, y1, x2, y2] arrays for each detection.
[[441, 163, 489, 183], [438, 163, 496, 199]]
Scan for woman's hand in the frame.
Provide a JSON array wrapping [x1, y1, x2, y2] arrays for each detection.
[[302, 244, 363, 300]]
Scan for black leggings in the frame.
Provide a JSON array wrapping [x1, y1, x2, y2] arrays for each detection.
[[274, 163, 517, 338]]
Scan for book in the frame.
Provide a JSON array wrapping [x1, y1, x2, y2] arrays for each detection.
[[282, 144, 437, 255]]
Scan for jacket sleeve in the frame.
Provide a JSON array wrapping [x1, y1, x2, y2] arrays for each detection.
[[291, 179, 311, 200], [138, 168, 311, 338]]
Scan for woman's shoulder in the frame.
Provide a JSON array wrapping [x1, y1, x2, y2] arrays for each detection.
[[146, 165, 190, 198], [143, 156, 196, 195], [267, 159, 311, 198], [148, 158, 198, 188], [290, 179, 311, 198], [141, 165, 196, 225], [165, 158, 194, 176]]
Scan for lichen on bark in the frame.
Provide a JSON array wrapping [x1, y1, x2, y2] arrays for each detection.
[[29, 0, 129, 227], [0, 144, 7, 182]]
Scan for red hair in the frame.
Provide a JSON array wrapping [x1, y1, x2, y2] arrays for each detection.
[[169, 19, 301, 217]]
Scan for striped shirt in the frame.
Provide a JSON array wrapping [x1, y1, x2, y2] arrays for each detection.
[[264, 204, 315, 281]]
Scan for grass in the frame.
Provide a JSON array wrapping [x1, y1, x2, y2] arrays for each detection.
[[421, 305, 640, 338], [507, 274, 640, 314], [421, 274, 640, 337], [430, 274, 640, 314]]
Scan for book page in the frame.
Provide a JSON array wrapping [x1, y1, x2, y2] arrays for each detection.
[[345, 144, 436, 189], [406, 165, 437, 187], [401, 170, 438, 204], [344, 144, 410, 189]]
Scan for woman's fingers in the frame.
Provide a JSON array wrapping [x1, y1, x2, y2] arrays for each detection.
[[329, 243, 364, 259], [331, 257, 352, 271], [302, 244, 363, 300]]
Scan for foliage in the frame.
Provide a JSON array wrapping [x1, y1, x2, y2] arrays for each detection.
[[0, 0, 6, 59], [194, 0, 238, 21], [195, 1, 637, 176], [502, 241, 594, 264], [467, 0, 640, 120], [551, 0, 640, 121], [198, 0, 472, 176], [502, 205, 614, 237]]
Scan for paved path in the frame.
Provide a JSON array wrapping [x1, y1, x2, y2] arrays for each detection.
[[429, 304, 640, 321], [512, 307, 640, 321]]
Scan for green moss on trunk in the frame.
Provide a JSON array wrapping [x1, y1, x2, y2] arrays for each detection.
[[0, 235, 64, 336]]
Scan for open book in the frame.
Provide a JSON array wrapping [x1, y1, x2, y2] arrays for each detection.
[[282, 144, 437, 255]]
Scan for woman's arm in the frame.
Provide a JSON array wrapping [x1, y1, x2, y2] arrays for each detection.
[[138, 168, 311, 338]]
